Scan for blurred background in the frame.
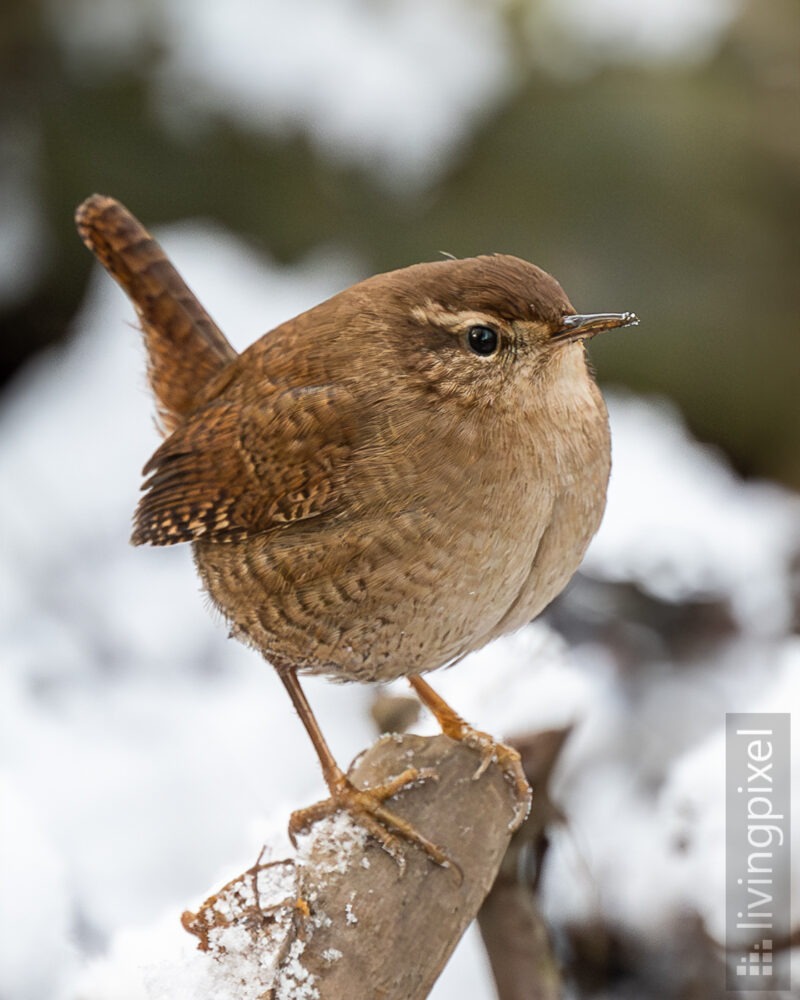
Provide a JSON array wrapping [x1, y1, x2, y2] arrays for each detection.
[[1, 1, 798, 998], [3, 0, 799, 485]]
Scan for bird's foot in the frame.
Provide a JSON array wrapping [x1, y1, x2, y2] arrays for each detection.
[[408, 675, 532, 831], [288, 766, 459, 876], [449, 724, 532, 831]]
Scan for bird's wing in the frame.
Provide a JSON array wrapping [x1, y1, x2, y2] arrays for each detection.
[[131, 383, 356, 545]]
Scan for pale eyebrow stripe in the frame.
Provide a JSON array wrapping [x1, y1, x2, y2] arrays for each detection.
[[410, 301, 502, 331]]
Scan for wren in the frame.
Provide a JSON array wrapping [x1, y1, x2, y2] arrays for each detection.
[[75, 194, 638, 868]]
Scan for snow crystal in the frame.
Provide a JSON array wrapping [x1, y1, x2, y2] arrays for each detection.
[[296, 811, 367, 879], [274, 939, 318, 1000]]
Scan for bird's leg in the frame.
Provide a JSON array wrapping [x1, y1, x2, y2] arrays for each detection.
[[408, 675, 532, 831], [276, 666, 454, 872]]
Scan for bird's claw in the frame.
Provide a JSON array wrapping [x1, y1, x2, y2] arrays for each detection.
[[454, 725, 532, 831], [288, 767, 461, 880]]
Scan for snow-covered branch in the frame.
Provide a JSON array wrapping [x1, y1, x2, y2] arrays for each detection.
[[177, 732, 516, 999]]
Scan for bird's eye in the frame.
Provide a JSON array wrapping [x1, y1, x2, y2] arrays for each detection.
[[466, 325, 499, 357]]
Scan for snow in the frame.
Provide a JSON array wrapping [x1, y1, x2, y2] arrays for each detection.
[[71, 904, 301, 1000], [546, 0, 743, 65], [2, 218, 798, 996], [43, 0, 743, 190], [296, 812, 367, 880], [0, 775, 77, 1000], [274, 940, 318, 1000], [70, 783, 373, 998], [46, 0, 510, 187], [585, 394, 800, 634], [162, 0, 512, 185]]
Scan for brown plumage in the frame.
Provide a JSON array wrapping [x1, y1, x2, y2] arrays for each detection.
[[75, 194, 637, 866]]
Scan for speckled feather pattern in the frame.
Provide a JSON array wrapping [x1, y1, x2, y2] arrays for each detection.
[[76, 195, 613, 683]]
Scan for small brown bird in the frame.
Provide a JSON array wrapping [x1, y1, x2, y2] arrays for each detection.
[[75, 194, 637, 867]]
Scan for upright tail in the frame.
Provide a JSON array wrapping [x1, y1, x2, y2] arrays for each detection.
[[75, 194, 238, 434]]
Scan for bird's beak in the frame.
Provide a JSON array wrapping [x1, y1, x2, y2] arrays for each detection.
[[551, 312, 639, 344]]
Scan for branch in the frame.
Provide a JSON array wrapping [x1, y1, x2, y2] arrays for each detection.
[[477, 727, 573, 1000], [181, 732, 518, 999]]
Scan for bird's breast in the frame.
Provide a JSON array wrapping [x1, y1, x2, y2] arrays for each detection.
[[194, 380, 610, 682]]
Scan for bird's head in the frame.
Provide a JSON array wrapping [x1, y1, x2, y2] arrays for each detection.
[[348, 254, 638, 414]]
